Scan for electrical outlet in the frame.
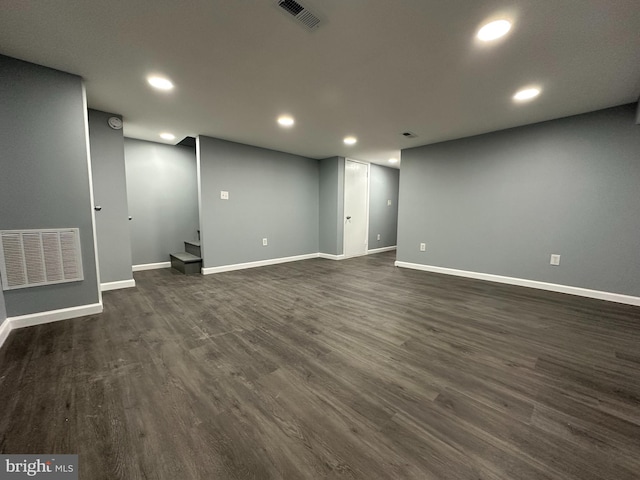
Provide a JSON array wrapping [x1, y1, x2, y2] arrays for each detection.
[[377, 234, 381, 241], [420, 243, 426, 252], [550, 254, 560, 265], [262, 238, 268, 246], [220, 191, 229, 200]]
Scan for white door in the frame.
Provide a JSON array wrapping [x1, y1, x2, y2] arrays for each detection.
[[343, 159, 369, 257]]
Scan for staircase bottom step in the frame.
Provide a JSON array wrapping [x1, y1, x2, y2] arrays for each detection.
[[170, 252, 202, 275]]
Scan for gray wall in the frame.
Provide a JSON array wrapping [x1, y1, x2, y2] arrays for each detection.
[[397, 103, 640, 297], [124, 138, 199, 266], [198, 136, 319, 267], [319, 156, 345, 255], [88, 109, 133, 284], [0, 55, 99, 316], [368, 164, 399, 249]]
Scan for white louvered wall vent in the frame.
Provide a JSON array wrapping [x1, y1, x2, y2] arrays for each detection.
[[275, 0, 321, 30], [0, 229, 84, 290]]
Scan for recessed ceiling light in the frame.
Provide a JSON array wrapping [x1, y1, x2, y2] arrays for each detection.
[[477, 19, 512, 42], [343, 136, 357, 145], [513, 87, 541, 102], [389, 158, 398, 164], [147, 75, 174, 91], [277, 115, 295, 127], [160, 132, 176, 141]]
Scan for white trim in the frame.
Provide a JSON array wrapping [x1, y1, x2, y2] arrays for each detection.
[[318, 253, 345, 260], [132, 262, 171, 272], [0, 320, 11, 350], [82, 84, 103, 305], [367, 246, 397, 255], [202, 253, 319, 275], [365, 162, 370, 254], [100, 279, 136, 291], [0, 302, 104, 350], [195, 136, 205, 263], [394, 261, 640, 306], [9, 302, 103, 330]]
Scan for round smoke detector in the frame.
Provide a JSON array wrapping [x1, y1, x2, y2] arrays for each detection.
[[108, 116, 123, 130]]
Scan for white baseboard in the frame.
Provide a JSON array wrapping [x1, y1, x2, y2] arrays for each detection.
[[0, 302, 104, 350], [318, 253, 345, 261], [202, 253, 319, 275], [367, 246, 397, 255], [132, 261, 171, 272], [395, 261, 640, 306], [319, 247, 396, 259], [101, 279, 136, 292], [0, 320, 11, 350], [8, 302, 104, 330]]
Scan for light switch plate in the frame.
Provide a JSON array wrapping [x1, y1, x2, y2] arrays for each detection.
[[220, 191, 229, 200], [550, 254, 561, 266]]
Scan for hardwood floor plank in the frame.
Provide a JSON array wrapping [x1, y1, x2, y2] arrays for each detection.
[[0, 251, 639, 479]]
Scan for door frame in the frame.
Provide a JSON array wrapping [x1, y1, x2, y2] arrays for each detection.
[[343, 158, 370, 258]]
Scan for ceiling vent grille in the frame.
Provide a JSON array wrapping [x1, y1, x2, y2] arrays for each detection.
[[0, 228, 84, 290], [276, 0, 321, 30]]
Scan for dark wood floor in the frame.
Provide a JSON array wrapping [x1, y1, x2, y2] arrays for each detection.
[[1, 252, 639, 479]]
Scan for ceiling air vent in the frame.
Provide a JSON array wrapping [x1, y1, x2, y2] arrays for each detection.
[[402, 131, 418, 139], [276, 0, 321, 30]]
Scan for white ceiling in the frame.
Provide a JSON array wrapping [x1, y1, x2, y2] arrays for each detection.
[[1, 0, 639, 167]]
